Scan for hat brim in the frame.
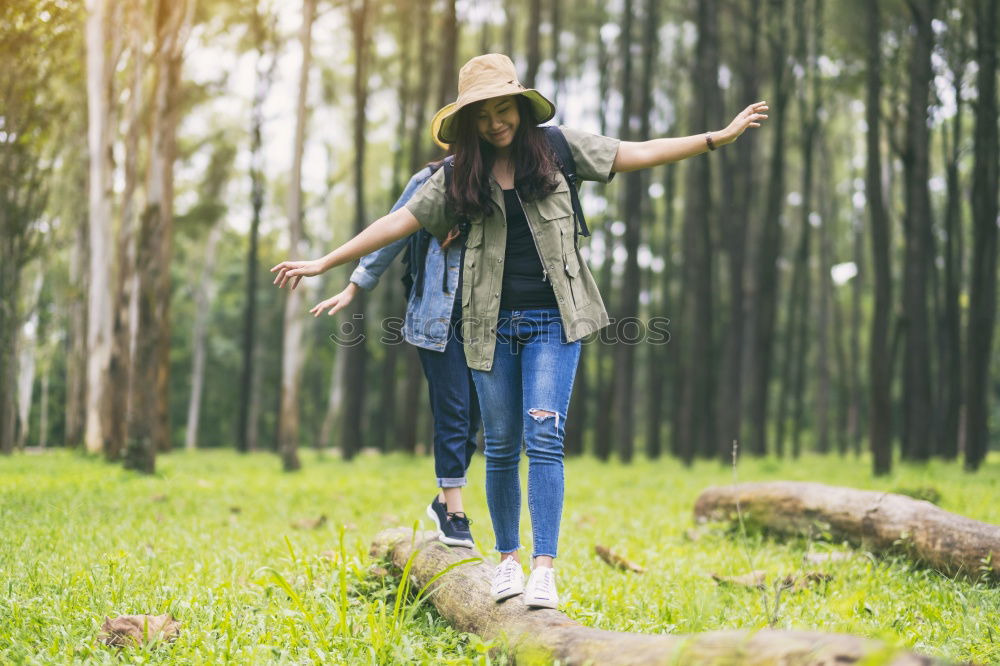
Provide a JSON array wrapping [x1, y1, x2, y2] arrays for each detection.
[[435, 90, 555, 145], [430, 103, 457, 150]]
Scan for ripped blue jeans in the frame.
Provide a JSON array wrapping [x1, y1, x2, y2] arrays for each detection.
[[470, 308, 581, 559]]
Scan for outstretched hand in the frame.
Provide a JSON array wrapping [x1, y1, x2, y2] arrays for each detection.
[[270, 259, 325, 290], [309, 283, 360, 317], [720, 101, 769, 144]]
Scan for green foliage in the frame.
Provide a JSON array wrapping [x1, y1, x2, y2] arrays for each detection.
[[1, 451, 998, 664]]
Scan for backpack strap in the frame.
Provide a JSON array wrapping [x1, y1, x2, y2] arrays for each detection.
[[541, 126, 590, 246]]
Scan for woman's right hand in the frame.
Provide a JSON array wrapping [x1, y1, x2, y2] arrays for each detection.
[[270, 258, 326, 290], [309, 283, 360, 317]]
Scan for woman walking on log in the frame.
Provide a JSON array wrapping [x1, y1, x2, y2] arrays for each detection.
[[272, 53, 768, 608], [309, 107, 481, 550]]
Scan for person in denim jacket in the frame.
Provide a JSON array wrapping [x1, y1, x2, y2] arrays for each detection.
[[308, 108, 481, 550], [272, 53, 768, 608]]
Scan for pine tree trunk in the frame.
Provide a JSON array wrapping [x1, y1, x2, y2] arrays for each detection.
[[900, 0, 936, 462], [716, 0, 760, 462], [278, 0, 317, 472], [612, 0, 637, 463], [237, 8, 277, 454], [524, 0, 542, 88], [964, 0, 998, 471], [84, 0, 116, 456], [937, 41, 965, 460], [747, 0, 789, 457], [866, 0, 893, 476], [65, 190, 88, 449], [184, 221, 224, 451], [15, 274, 44, 449], [678, 0, 720, 464], [342, 0, 373, 460], [108, 1, 145, 461]]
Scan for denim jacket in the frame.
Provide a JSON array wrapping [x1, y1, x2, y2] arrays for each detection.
[[349, 167, 461, 352]]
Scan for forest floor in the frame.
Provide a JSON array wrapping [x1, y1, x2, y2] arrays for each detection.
[[1, 448, 998, 664]]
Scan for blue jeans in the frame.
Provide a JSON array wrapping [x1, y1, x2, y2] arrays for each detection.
[[417, 301, 481, 488], [471, 309, 581, 558]]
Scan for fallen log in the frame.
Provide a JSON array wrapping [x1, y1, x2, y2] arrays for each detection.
[[694, 481, 1000, 581], [371, 528, 948, 665]]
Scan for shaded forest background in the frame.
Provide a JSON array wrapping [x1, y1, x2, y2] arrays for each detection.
[[1, 0, 998, 476]]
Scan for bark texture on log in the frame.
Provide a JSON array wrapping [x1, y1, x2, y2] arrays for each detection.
[[371, 528, 944, 666], [694, 482, 1000, 581]]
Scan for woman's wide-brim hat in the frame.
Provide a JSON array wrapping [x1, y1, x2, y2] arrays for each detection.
[[434, 53, 556, 145]]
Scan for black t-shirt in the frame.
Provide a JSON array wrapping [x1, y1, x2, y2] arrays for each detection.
[[500, 188, 558, 310]]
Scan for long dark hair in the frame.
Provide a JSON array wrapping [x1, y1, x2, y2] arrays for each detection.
[[447, 94, 558, 222]]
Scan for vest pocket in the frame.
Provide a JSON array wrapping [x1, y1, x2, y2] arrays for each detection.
[[562, 250, 591, 308]]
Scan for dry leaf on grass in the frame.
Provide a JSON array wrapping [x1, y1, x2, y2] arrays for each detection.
[[804, 551, 853, 565], [99, 614, 180, 647], [780, 571, 833, 592], [150, 494, 168, 503], [291, 515, 327, 530], [368, 565, 390, 579], [594, 545, 646, 574], [711, 570, 768, 589], [712, 570, 832, 593]]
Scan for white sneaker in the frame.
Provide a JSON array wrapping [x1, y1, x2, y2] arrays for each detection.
[[523, 566, 559, 609], [491, 558, 525, 602]]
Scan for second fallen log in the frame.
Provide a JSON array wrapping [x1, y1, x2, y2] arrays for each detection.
[[693, 481, 1000, 581]]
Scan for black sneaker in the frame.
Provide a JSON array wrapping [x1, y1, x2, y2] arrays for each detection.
[[426, 496, 475, 548]]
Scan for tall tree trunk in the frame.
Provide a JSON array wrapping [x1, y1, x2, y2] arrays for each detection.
[[648, 163, 677, 460], [65, 204, 88, 449], [84, 0, 116, 456], [108, 0, 145, 461], [237, 8, 277, 454], [524, 0, 542, 88], [126, 0, 194, 472], [747, 0, 789, 457], [394, 1, 433, 454], [791, 0, 824, 456], [964, 0, 998, 471], [937, 22, 966, 460], [183, 225, 222, 452], [866, 0, 893, 476], [899, 0, 936, 462], [592, 13, 614, 462], [678, 0, 720, 464], [38, 354, 49, 448], [612, 0, 637, 462], [437, 0, 457, 110], [716, 0, 760, 461], [815, 131, 834, 455], [342, 0, 373, 460], [15, 274, 44, 449], [549, 0, 563, 120], [278, 0, 317, 472]]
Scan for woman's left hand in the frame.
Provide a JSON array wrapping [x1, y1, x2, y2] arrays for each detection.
[[719, 101, 769, 145]]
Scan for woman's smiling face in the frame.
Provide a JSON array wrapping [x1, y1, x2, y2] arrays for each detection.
[[476, 96, 520, 150]]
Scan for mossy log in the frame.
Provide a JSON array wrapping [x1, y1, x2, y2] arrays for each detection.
[[371, 528, 948, 665], [694, 481, 1000, 581]]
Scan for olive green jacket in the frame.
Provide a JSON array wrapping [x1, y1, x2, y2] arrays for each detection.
[[405, 126, 620, 371]]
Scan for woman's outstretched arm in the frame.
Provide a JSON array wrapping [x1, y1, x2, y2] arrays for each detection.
[[612, 101, 769, 173], [271, 206, 422, 290]]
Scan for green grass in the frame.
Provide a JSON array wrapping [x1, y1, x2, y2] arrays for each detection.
[[1, 449, 998, 664]]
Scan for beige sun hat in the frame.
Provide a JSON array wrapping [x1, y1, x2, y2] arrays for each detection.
[[434, 54, 556, 145]]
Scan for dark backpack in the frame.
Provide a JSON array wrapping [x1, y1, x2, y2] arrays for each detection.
[[401, 126, 589, 299]]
